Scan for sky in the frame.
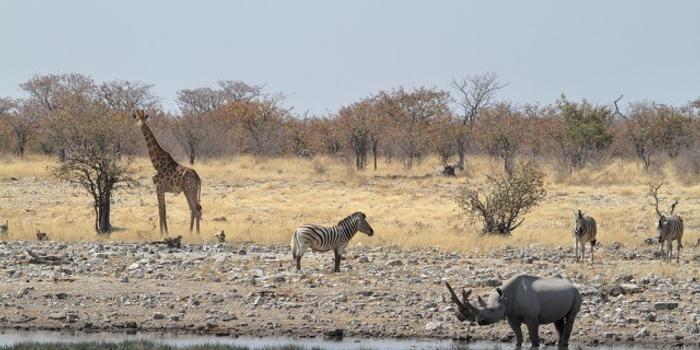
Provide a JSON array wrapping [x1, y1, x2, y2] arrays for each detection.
[[1, 0, 699, 115]]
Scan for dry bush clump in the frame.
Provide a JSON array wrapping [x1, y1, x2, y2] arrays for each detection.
[[455, 161, 546, 235]]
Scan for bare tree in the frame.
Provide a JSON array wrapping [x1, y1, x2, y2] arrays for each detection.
[[177, 80, 264, 115], [99, 80, 159, 112], [450, 72, 507, 169], [475, 103, 526, 175], [378, 87, 451, 168], [236, 96, 290, 155], [218, 80, 264, 102], [338, 98, 377, 170], [171, 112, 207, 164], [7, 100, 42, 157], [615, 95, 693, 170], [52, 95, 138, 233], [19, 74, 97, 160]]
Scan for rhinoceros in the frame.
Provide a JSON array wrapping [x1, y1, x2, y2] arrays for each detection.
[[445, 274, 582, 348]]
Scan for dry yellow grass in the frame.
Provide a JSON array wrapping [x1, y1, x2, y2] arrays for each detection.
[[1, 155, 699, 253]]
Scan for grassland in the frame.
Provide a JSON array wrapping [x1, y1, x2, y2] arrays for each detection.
[[1, 154, 699, 252]]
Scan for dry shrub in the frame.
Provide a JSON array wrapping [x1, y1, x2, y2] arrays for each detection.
[[455, 160, 546, 235]]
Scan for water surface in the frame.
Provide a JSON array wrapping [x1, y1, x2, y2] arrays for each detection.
[[0, 330, 667, 350]]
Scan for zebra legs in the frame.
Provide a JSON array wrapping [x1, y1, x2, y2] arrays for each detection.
[[590, 241, 595, 264], [333, 249, 342, 272], [295, 256, 301, 271], [574, 240, 579, 263], [676, 240, 681, 263], [580, 241, 586, 263]]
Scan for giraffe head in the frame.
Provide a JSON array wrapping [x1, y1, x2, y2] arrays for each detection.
[[133, 110, 149, 127]]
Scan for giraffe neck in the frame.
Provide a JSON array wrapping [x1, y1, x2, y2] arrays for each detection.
[[140, 123, 177, 171]]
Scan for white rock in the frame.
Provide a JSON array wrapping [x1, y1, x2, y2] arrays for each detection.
[[425, 321, 441, 331]]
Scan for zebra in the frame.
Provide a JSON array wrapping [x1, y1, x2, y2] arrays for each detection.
[[291, 212, 374, 272], [573, 210, 597, 264], [0, 220, 7, 235], [649, 183, 684, 263]]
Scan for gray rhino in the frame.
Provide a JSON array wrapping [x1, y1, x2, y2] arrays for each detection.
[[445, 274, 582, 348]]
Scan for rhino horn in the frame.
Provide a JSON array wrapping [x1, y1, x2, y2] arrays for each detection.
[[444, 282, 478, 322]]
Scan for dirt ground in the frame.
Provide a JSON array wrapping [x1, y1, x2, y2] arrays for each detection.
[[0, 240, 698, 348]]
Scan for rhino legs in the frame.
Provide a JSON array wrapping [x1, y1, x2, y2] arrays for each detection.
[[525, 319, 540, 347], [559, 293, 582, 348], [507, 316, 523, 347], [554, 318, 565, 344], [560, 311, 577, 348]]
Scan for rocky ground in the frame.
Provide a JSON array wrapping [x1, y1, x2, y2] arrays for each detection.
[[0, 240, 699, 348]]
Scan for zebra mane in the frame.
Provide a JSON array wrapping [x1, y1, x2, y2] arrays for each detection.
[[337, 212, 366, 226]]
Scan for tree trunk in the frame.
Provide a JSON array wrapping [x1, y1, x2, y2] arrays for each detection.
[[457, 142, 466, 170], [504, 155, 514, 177], [189, 149, 196, 165], [95, 189, 112, 234], [58, 148, 66, 162], [96, 200, 111, 234], [372, 143, 378, 170]]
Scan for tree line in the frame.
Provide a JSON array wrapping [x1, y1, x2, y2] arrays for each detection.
[[1, 72, 699, 175]]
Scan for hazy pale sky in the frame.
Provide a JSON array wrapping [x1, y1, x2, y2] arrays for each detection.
[[1, 0, 698, 114]]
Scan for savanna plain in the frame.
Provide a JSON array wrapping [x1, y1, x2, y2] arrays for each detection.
[[0, 155, 699, 348]]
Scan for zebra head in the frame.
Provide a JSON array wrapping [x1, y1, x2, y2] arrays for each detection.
[[353, 212, 374, 236], [574, 210, 585, 228]]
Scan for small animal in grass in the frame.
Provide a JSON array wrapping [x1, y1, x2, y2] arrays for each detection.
[[291, 212, 374, 272], [573, 210, 597, 263], [35, 230, 49, 241], [0, 220, 8, 235], [214, 230, 226, 243], [164, 235, 182, 248]]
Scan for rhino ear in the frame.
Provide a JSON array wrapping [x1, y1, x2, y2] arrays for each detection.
[[496, 287, 503, 299]]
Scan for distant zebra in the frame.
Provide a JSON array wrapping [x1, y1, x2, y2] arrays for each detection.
[[291, 212, 374, 272], [573, 210, 597, 264], [649, 183, 684, 263], [657, 213, 683, 262], [0, 220, 7, 235]]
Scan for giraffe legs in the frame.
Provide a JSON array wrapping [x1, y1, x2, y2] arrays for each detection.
[[157, 190, 168, 235], [184, 189, 201, 234]]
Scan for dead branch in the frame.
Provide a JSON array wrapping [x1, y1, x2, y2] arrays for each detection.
[[613, 94, 627, 120], [26, 250, 69, 265], [149, 235, 182, 248], [648, 182, 664, 217]]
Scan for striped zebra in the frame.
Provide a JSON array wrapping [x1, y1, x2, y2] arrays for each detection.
[[650, 183, 684, 263], [291, 212, 374, 272], [573, 210, 597, 264]]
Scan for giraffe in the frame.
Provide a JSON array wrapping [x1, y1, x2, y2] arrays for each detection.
[[133, 110, 202, 235]]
